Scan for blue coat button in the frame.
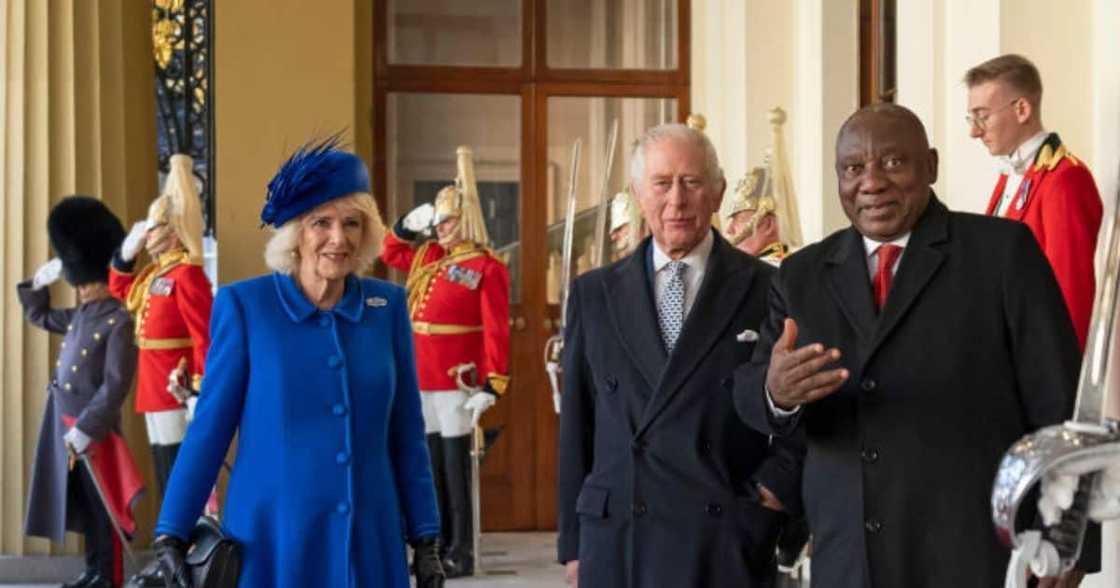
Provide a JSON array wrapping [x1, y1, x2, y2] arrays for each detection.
[[337, 502, 349, 514], [336, 452, 350, 465], [328, 356, 342, 369], [332, 403, 346, 416], [319, 315, 332, 328]]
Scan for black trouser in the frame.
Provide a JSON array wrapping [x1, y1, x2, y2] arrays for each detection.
[[70, 465, 121, 585], [150, 443, 180, 497]]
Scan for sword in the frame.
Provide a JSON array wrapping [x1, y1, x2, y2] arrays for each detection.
[[992, 176, 1120, 582], [591, 119, 620, 268], [544, 139, 583, 415], [450, 363, 486, 577], [68, 445, 139, 570]]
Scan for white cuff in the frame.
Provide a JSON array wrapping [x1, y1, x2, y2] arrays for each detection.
[[766, 385, 801, 418]]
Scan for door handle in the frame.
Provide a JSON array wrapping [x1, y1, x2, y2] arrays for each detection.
[[509, 316, 526, 331]]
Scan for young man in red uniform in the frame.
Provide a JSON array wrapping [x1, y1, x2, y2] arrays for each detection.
[[966, 54, 1103, 350], [109, 154, 213, 495], [381, 146, 511, 578]]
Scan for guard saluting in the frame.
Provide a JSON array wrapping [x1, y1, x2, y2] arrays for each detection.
[[381, 145, 511, 578], [18, 196, 144, 588], [108, 154, 213, 494]]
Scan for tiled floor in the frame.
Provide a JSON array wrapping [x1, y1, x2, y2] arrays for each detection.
[[0, 532, 566, 587]]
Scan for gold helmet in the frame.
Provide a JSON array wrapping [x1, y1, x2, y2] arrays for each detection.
[[608, 189, 644, 254], [723, 166, 775, 246], [147, 153, 205, 263], [433, 145, 490, 245]]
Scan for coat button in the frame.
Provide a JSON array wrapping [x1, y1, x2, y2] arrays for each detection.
[[861, 378, 877, 391], [332, 403, 347, 417], [705, 503, 722, 516], [319, 315, 332, 328], [328, 356, 343, 369], [700, 441, 712, 454], [865, 519, 882, 534], [632, 502, 647, 517], [337, 502, 350, 515], [861, 448, 880, 463], [631, 440, 645, 454], [336, 452, 350, 465]]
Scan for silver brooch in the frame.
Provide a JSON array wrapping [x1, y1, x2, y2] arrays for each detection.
[[366, 297, 388, 308]]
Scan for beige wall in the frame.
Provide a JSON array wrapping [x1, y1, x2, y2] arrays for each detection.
[[692, 0, 857, 243], [214, 0, 361, 285]]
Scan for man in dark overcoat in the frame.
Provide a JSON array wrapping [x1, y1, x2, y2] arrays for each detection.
[[734, 103, 1087, 587], [18, 196, 142, 588], [557, 122, 803, 587]]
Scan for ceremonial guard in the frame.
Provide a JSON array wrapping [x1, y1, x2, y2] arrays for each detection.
[[108, 154, 213, 494], [19, 196, 144, 588], [381, 146, 511, 577], [722, 107, 803, 267]]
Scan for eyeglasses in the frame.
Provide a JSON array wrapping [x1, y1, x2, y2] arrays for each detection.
[[965, 98, 1021, 131]]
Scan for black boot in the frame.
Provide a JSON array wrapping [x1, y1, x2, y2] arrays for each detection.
[[150, 443, 181, 497], [61, 570, 101, 588], [426, 434, 451, 558], [440, 435, 474, 578]]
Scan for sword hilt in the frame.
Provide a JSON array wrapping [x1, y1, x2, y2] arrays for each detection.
[[1042, 474, 1094, 573]]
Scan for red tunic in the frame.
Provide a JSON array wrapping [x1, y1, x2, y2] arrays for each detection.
[[381, 231, 511, 394], [985, 134, 1102, 349], [109, 250, 213, 412]]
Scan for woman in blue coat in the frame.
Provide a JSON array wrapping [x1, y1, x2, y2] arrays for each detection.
[[152, 138, 445, 587]]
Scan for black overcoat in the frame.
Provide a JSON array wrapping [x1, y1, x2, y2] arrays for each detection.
[[558, 232, 804, 587], [734, 199, 1081, 587]]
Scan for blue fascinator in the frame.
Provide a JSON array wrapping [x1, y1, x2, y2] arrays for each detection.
[[260, 135, 371, 227]]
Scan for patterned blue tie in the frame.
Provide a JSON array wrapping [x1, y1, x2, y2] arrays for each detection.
[[657, 260, 688, 352]]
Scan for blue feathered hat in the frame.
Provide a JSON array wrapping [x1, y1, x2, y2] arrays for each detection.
[[260, 135, 371, 227]]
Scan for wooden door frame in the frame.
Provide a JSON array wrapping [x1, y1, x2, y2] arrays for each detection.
[[372, 0, 691, 531]]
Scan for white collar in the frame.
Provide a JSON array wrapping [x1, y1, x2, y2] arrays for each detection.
[[862, 233, 911, 258], [998, 130, 1049, 176], [652, 229, 715, 273]]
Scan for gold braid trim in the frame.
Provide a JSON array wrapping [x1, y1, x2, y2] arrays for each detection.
[[403, 242, 492, 317], [757, 242, 790, 260], [125, 249, 193, 337]]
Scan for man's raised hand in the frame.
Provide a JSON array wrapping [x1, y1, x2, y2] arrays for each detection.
[[765, 318, 848, 410]]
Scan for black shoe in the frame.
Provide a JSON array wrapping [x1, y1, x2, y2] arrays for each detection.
[[62, 570, 112, 588], [125, 560, 168, 588], [442, 547, 474, 578]]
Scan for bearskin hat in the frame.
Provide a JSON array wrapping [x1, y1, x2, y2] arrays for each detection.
[[47, 196, 126, 286]]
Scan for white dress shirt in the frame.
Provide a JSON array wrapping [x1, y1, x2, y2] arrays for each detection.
[[767, 232, 912, 418], [995, 130, 1048, 217], [651, 229, 714, 320]]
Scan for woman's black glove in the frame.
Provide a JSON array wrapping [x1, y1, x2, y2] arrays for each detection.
[[411, 536, 446, 588], [153, 534, 191, 588]]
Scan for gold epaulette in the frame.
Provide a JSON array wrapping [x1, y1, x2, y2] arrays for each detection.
[[1035, 143, 1081, 172]]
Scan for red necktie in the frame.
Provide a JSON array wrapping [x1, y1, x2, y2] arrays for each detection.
[[873, 244, 903, 311]]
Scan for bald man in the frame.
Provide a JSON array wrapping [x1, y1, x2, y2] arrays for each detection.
[[733, 104, 1086, 587]]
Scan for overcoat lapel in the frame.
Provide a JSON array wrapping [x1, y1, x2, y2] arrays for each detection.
[[635, 235, 757, 438], [868, 199, 949, 359], [825, 230, 878, 344], [603, 239, 667, 394]]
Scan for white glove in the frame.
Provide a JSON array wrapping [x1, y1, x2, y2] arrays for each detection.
[[120, 220, 150, 262], [32, 258, 63, 290], [64, 426, 92, 454], [1039, 449, 1120, 524], [402, 203, 435, 233], [462, 392, 496, 427], [166, 362, 192, 405], [185, 396, 198, 423]]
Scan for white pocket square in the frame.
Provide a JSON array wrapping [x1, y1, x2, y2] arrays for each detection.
[[736, 329, 759, 343]]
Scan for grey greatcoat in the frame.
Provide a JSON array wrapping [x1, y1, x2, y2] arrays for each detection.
[[18, 281, 137, 542]]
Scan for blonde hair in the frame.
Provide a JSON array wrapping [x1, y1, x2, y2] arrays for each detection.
[[263, 192, 386, 275]]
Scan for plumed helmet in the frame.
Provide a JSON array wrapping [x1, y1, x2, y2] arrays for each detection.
[[261, 134, 371, 228], [433, 145, 490, 245], [148, 153, 206, 262], [47, 196, 126, 286]]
